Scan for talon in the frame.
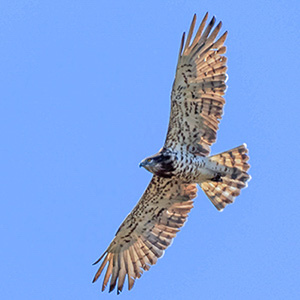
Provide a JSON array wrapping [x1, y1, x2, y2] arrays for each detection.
[[211, 174, 223, 182]]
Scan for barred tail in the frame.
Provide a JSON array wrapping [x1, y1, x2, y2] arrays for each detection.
[[200, 144, 251, 211]]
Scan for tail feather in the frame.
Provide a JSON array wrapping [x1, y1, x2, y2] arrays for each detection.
[[201, 144, 251, 211]]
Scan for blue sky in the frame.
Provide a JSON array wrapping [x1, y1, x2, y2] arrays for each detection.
[[1, 1, 300, 299]]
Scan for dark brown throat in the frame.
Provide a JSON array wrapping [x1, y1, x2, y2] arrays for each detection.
[[152, 153, 176, 178]]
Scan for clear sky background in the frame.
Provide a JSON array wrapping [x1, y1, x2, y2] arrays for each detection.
[[1, 1, 300, 299]]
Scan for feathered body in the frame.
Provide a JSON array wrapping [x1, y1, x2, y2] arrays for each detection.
[[93, 13, 251, 294], [141, 148, 221, 181]]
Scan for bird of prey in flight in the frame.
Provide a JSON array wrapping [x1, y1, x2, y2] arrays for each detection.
[[93, 12, 251, 294]]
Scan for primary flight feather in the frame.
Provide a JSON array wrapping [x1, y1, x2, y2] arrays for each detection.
[[93, 12, 251, 294]]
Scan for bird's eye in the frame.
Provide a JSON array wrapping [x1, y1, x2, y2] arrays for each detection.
[[147, 158, 152, 163]]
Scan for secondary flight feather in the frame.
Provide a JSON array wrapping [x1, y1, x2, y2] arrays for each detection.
[[93, 12, 251, 294]]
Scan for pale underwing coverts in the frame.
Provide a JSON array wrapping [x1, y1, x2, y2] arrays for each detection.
[[92, 12, 251, 294]]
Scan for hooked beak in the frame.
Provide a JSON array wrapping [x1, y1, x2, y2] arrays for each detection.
[[139, 158, 153, 170]]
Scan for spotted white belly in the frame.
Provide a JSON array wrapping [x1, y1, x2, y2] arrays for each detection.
[[173, 152, 228, 183]]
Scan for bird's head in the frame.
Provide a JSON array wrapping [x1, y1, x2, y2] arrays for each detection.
[[139, 151, 175, 178], [139, 156, 156, 171]]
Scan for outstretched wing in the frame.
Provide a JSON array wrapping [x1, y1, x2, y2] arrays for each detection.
[[93, 176, 197, 294], [164, 13, 228, 156]]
